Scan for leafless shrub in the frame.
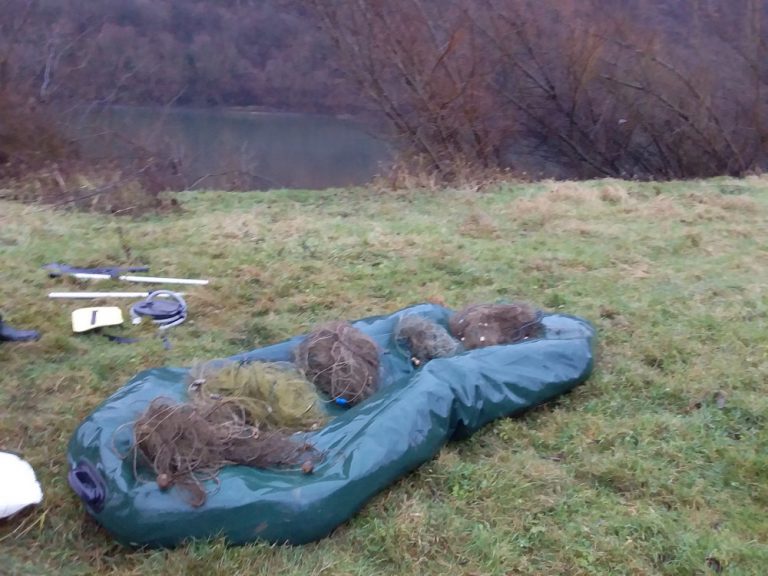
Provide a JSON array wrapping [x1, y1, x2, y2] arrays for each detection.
[[311, 0, 768, 181], [307, 0, 506, 182]]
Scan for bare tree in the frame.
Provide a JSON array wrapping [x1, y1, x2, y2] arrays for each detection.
[[307, 0, 503, 180]]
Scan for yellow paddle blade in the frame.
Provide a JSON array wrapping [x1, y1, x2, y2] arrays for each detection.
[[71, 307, 124, 333]]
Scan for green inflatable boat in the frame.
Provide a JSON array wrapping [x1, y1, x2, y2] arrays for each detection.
[[67, 303, 595, 547]]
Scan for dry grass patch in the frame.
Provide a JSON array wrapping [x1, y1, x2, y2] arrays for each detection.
[[458, 210, 501, 239], [598, 185, 630, 204]]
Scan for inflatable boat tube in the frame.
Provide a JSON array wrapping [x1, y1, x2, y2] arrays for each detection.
[[67, 303, 595, 547]]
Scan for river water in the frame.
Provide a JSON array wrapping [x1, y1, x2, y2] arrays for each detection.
[[68, 106, 391, 189]]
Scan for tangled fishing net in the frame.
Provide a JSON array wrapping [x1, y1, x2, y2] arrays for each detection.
[[189, 360, 328, 430], [294, 321, 380, 405], [129, 398, 318, 506], [394, 315, 461, 366], [448, 302, 541, 350], [126, 361, 326, 507]]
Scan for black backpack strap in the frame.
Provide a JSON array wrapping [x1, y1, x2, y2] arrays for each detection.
[[100, 332, 140, 344]]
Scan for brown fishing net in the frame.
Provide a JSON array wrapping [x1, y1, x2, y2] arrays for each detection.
[[130, 397, 319, 507], [448, 302, 541, 350], [294, 321, 380, 405], [394, 315, 461, 366]]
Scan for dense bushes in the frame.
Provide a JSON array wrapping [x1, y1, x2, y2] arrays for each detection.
[[1, 0, 766, 185], [310, 0, 768, 181], [0, 92, 183, 214]]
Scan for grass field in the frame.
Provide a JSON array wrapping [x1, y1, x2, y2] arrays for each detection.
[[1, 177, 767, 575]]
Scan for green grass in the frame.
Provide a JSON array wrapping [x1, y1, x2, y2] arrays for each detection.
[[1, 177, 767, 575]]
